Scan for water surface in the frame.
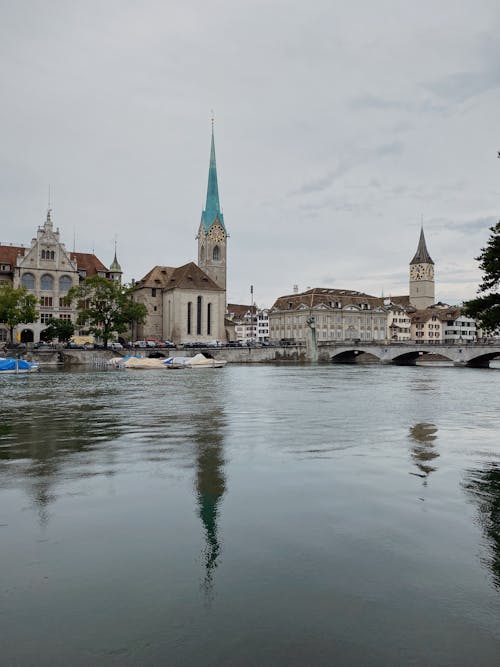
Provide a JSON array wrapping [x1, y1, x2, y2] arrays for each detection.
[[1, 363, 500, 666]]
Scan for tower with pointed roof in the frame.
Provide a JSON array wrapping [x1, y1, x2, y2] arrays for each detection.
[[109, 242, 122, 283], [197, 121, 227, 293], [409, 227, 435, 309]]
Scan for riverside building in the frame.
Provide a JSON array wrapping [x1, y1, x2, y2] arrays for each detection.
[[0, 210, 120, 343]]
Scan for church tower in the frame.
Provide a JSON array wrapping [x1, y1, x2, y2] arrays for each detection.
[[409, 227, 435, 309], [197, 122, 227, 292]]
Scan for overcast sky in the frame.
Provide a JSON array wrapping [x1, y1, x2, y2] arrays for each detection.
[[1, 0, 499, 307]]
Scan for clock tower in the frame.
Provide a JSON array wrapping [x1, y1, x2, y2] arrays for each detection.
[[197, 122, 227, 292], [409, 227, 435, 309]]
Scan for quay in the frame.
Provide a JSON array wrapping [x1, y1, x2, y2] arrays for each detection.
[[14, 341, 500, 368]]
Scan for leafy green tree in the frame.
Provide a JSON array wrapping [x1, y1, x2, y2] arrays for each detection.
[[40, 318, 75, 343], [0, 284, 38, 343], [68, 276, 146, 348], [463, 221, 500, 332]]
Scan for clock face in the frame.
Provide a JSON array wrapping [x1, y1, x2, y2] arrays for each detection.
[[411, 263, 433, 280], [208, 225, 225, 243]]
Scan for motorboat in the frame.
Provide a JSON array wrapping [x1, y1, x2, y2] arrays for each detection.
[[108, 353, 226, 370], [165, 353, 227, 369], [0, 358, 40, 374]]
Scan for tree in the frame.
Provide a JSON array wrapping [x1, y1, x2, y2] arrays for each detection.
[[0, 284, 38, 343], [40, 318, 75, 343], [68, 276, 147, 348], [463, 220, 500, 332]]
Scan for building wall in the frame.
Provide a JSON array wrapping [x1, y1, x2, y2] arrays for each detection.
[[269, 306, 388, 342], [165, 289, 225, 343], [411, 313, 443, 342]]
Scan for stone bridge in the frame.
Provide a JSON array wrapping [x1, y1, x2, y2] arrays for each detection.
[[317, 342, 500, 368]]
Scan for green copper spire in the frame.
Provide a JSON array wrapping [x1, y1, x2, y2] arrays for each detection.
[[201, 122, 225, 232]]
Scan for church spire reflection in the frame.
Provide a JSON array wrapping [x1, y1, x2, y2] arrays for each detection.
[[192, 409, 226, 598], [408, 423, 439, 485]]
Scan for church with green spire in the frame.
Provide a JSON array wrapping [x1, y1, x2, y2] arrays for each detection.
[[197, 122, 228, 293], [132, 123, 228, 344]]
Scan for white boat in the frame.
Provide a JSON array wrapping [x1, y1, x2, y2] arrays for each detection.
[[0, 357, 40, 374], [165, 353, 227, 369], [108, 353, 226, 370]]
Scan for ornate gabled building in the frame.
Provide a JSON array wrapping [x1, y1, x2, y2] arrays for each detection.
[[132, 124, 229, 344], [0, 209, 119, 343], [409, 227, 435, 309]]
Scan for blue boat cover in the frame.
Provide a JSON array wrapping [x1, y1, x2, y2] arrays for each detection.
[[0, 358, 36, 371]]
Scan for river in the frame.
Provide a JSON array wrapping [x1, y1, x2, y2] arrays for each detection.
[[1, 363, 500, 666]]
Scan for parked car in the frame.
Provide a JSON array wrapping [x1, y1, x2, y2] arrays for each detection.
[[134, 340, 147, 348], [110, 342, 124, 351], [163, 340, 176, 348], [145, 340, 157, 348]]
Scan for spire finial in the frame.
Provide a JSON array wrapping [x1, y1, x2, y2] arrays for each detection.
[[210, 109, 215, 132]]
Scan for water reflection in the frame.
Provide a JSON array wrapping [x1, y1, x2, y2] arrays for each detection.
[[463, 463, 500, 589], [408, 423, 439, 484], [0, 400, 121, 525], [192, 409, 226, 598]]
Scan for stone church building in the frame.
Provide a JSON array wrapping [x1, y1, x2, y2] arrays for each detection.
[[132, 125, 228, 344]]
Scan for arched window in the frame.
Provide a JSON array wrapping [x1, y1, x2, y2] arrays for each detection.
[[197, 296, 202, 335], [59, 275, 72, 293], [21, 273, 35, 290], [41, 274, 54, 291], [41, 250, 46, 259], [200, 245, 205, 259], [187, 302, 192, 335], [207, 303, 212, 336], [212, 245, 220, 261]]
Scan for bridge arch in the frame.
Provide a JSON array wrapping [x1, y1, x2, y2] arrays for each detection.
[[390, 349, 455, 365], [331, 348, 382, 364], [463, 351, 500, 368]]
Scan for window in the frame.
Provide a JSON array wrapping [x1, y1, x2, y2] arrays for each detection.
[[59, 296, 71, 308], [187, 302, 192, 335], [41, 274, 54, 291], [40, 313, 53, 324], [21, 273, 35, 289], [197, 296, 202, 335], [212, 246, 220, 261], [207, 303, 212, 335], [0, 328, 7, 342], [40, 296, 53, 307], [59, 275, 72, 293], [152, 288, 157, 297], [59, 314, 72, 321]]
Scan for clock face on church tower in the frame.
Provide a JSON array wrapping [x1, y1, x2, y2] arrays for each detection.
[[410, 264, 434, 280], [208, 225, 225, 243]]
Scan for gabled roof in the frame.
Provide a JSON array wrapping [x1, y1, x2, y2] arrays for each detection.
[[0, 244, 26, 267], [0, 245, 108, 277], [70, 252, 109, 276], [227, 303, 256, 319], [136, 262, 223, 292], [410, 228, 434, 265], [271, 287, 383, 311]]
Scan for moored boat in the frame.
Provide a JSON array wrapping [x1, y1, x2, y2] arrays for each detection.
[[0, 358, 40, 374]]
